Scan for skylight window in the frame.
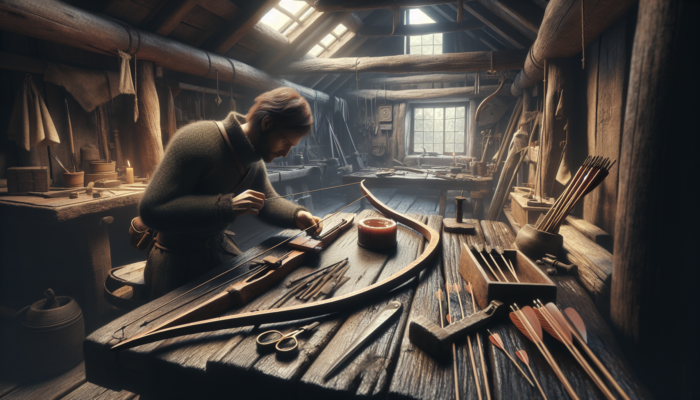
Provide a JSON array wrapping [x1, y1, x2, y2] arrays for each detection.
[[260, 0, 315, 37], [407, 9, 442, 55], [306, 23, 350, 57]]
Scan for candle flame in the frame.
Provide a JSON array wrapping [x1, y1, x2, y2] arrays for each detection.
[[127, 160, 131, 167]]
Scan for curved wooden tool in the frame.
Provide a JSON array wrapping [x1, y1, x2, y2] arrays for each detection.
[[288, 216, 355, 253], [112, 180, 440, 350], [408, 300, 506, 356]]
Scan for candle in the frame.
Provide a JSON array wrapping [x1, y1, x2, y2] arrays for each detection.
[[357, 218, 397, 249], [453, 152, 456, 163], [125, 160, 134, 184]]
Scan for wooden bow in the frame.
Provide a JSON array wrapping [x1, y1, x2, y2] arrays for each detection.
[[112, 181, 440, 350]]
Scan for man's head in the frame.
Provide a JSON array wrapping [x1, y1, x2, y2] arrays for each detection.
[[246, 87, 313, 163]]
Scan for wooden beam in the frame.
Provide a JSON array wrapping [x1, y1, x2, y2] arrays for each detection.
[[358, 20, 483, 37], [363, 73, 505, 86], [424, 5, 505, 51], [314, 0, 459, 11], [0, 0, 330, 103], [341, 12, 364, 33], [148, 0, 202, 36], [475, 0, 542, 41], [286, 49, 527, 75], [511, 0, 637, 95], [0, 51, 46, 74], [453, 2, 532, 49], [205, 0, 280, 55], [163, 80, 248, 99], [343, 85, 502, 101], [248, 21, 289, 50]]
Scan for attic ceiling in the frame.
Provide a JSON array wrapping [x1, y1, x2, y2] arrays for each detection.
[[64, 0, 543, 94]]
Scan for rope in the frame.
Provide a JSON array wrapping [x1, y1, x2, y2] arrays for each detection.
[[581, 0, 586, 69], [267, 181, 362, 201], [489, 51, 495, 73], [203, 50, 212, 78], [112, 193, 368, 336]]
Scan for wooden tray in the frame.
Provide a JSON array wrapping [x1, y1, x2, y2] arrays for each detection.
[[458, 243, 556, 309]]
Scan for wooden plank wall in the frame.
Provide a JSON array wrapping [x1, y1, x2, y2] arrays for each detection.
[[577, 10, 636, 236]]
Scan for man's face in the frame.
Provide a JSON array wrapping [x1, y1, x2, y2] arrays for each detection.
[[256, 129, 304, 163]]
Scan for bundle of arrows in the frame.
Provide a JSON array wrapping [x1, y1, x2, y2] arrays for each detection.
[[267, 258, 350, 309], [535, 156, 616, 233], [509, 301, 631, 400]]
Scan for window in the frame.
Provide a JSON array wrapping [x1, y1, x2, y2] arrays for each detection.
[[261, 0, 316, 37], [407, 9, 442, 55], [307, 23, 350, 57], [412, 105, 467, 155]]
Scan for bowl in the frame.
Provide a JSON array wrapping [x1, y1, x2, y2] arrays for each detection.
[[514, 224, 563, 261]]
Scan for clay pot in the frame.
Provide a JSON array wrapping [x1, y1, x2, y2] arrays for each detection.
[[514, 224, 563, 261], [21, 289, 84, 377], [62, 171, 84, 188], [89, 161, 116, 173], [357, 218, 397, 249]]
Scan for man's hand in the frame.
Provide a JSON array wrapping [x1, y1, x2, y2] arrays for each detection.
[[295, 210, 323, 236], [232, 190, 265, 217]]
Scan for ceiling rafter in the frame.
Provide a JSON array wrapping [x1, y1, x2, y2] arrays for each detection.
[[451, 2, 532, 49], [204, 0, 281, 55], [147, 0, 204, 36], [424, 5, 504, 51], [474, 0, 542, 41]]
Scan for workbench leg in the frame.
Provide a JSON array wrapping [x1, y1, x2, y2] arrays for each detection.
[[439, 190, 447, 217], [471, 191, 485, 220], [82, 216, 115, 328]]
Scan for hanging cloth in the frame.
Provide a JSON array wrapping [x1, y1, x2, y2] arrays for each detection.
[[117, 50, 136, 96], [7, 75, 60, 151], [44, 63, 121, 112]]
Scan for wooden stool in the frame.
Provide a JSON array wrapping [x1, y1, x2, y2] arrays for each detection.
[[104, 261, 148, 311]]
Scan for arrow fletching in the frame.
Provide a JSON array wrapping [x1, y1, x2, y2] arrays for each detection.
[[435, 289, 443, 301], [465, 282, 472, 294], [485, 244, 492, 253], [453, 283, 461, 293], [515, 349, 529, 365], [446, 283, 453, 294], [564, 307, 587, 343], [534, 305, 571, 344], [446, 314, 452, 324], [488, 330, 505, 350], [510, 312, 537, 343], [495, 245, 504, 255]]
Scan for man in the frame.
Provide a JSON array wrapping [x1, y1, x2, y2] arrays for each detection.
[[139, 87, 322, 298]]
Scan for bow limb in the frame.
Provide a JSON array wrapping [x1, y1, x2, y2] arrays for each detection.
[[112, 180, 440, 350]]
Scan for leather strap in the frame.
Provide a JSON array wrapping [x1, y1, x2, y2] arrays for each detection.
[[215, 121, 246, 176]]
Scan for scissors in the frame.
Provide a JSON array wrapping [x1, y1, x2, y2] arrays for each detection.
[[256, 321, 320, 353]]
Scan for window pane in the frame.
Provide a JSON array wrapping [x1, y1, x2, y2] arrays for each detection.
[[434, 119, 443, 132], [414, 143, 423, 152], [424, 108, 433, 119], [457, 106, 465, 118], [424, 143, 434, 152], [414, 131, 423, 143], [333, 24, 348, 36], [410, 46, 420, 54], [456, 132, 465, 142], [408, 9, 436, 24], [446, 107, 455, 119], [421, 35, 433, 45], [280, 0, 305, 15], [456, 118, 465, 131], [261, 8, 290, 31], [435, 108, 443, 119], [421, 45, 432, 54], [434, 131, 443, 144], [434, 34, 443, 44], [424, 120, 433, 131], [445, 143, 454, 153], [425, 131, 434, 143], [410, 36, 421, 45], [308, 45, 324, 57], [414, 108, 423, 118], [446, 131, 454, 143], [300, 8, 314, 20], [321, 33, 335, 47], [433, 45, 442, 54], [446, 119, 454, 131], [414, 120, 423, 131]]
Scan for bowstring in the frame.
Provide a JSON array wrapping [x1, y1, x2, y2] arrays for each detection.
[[113, 193, 368, 337]]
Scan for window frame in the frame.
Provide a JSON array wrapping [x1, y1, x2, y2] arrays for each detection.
[[409, 102, 469, 156], [404, 8, 444, 55]]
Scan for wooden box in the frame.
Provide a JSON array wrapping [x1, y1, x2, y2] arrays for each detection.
[[510, 191, 551, 228], [458, 243, 556, 309], [6, 166, 50, 194]]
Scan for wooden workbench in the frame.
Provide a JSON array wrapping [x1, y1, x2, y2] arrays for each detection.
[[84, 210, 651, 399], [343, 169, 491, 217]]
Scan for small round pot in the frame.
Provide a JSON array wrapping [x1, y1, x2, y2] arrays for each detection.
[[89, 160, 116, 173], [514, 224, 563, 261], [21, 293, 84, 377], [62, 171, 84, 188], [357, 218, 397, 250]]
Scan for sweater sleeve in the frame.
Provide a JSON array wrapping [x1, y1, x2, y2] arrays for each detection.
[[139, 124, 235, 233], [250, 162, 307, 228]]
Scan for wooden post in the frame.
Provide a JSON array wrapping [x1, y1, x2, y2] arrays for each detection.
[[534, 58, 571, 200], [468, 99, 479, 158], [135, 61, 164, 177], [158, 86, 178, 147], [611, 0, 699, 398], [394, 103, 407, 163]]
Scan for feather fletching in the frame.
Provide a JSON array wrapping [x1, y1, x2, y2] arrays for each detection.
[[516, 350, 529, 365], [489, 332, 505, 350], [510, 312, 536, 343], [565, 307, 587, 343]]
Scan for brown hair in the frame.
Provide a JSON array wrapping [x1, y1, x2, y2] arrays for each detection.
[[246, 87, 313, 137]]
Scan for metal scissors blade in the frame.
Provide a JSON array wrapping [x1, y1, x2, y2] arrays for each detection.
[[324, 301, 402, 379], [256, 321, 320, 353]]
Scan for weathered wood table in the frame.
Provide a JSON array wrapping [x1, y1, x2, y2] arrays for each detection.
[[342, 169, 491, 217], [85, 210, 651, 399]]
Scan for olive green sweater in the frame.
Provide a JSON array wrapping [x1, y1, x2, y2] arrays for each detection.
[[139, 112, 306, 238]]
